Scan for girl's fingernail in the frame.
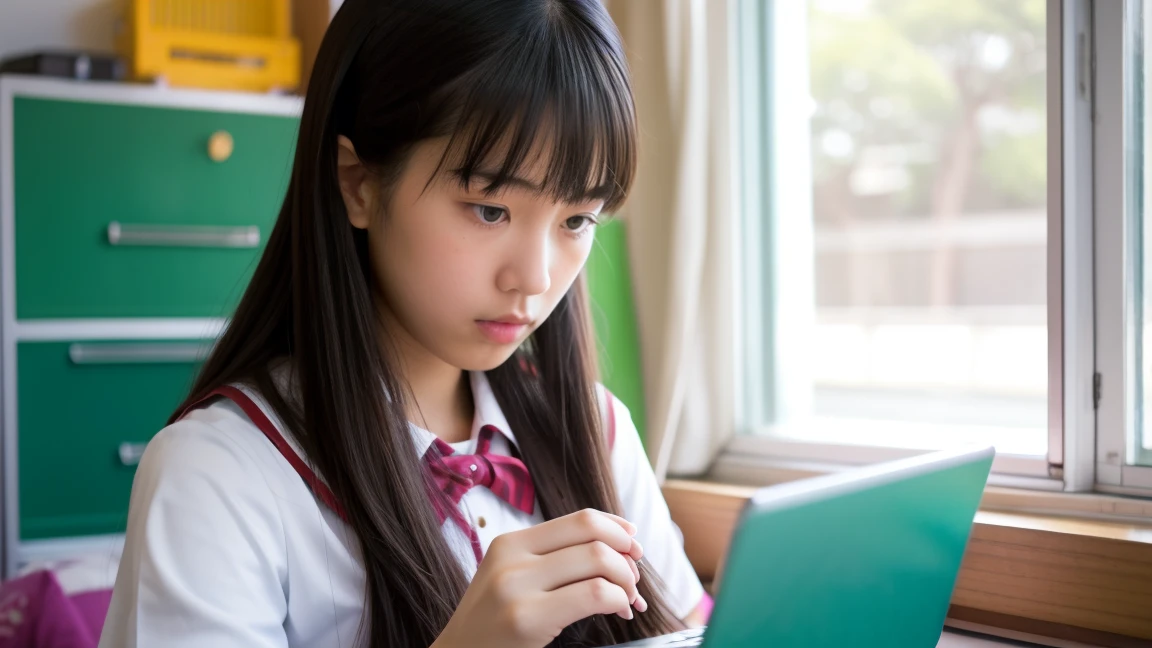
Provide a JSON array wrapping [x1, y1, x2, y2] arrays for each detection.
[[631, 539, 644, 558], [635, 595, 648, 613], [627, 524, 638, 536]]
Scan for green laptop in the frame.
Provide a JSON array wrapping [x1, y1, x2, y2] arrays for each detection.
[[607, 445, 995, 648]]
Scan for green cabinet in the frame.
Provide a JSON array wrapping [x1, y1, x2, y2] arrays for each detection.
[[1, 76, 302, 577], [17, 340, 208, 540], [13, 97, 297, 319]]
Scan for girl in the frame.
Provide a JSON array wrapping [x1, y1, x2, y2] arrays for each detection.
[[99, 0, 707, 646]]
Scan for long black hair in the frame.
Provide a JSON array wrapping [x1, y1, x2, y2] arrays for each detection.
[[175, 0, 683, 645]]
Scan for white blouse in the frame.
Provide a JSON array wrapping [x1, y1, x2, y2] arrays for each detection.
[[99, 371, 704, 647]]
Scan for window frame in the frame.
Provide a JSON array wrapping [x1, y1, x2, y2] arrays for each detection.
[[722, 0, 1152, 500], [1095, 0, 1152, 494]]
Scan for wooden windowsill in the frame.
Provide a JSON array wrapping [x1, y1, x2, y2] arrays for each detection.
[[663, 479, 1152, 647]]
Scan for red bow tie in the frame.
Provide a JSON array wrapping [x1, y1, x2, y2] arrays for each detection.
[[424, 425, 536, 563]]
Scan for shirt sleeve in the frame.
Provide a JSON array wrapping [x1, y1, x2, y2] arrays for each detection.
[[602, 388, 706, 621], [99, 418, 290, 648]]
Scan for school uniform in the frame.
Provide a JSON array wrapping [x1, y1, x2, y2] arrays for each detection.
[[98, 369, 705, 647]]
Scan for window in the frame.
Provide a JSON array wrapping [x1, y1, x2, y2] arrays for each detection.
[[733, 0, 1152, 495], [735, 0, 1053, 478], [1133, 1, 1152, 469], [807, 0, 1048, 453], [1097, 0, 1152, 491]]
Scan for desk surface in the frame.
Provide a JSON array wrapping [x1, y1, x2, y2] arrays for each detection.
[[940, 631, 1027, 647], [939, 628, 1097, 648]]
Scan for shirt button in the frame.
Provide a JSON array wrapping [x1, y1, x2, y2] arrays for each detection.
[[477, 516, 487, 528], [470, 464, 478, 472]]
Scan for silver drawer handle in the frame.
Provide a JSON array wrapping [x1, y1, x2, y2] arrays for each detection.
[[107, 221, 260, 248], [118, 442, 148, 466], [69, 342, 211, 365]]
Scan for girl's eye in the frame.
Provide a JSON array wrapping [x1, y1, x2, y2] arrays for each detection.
[[564, 215, 597, 234], [471, 204, 508, 225]]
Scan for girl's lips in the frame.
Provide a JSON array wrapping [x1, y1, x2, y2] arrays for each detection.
[[476, 320, 528, 344]]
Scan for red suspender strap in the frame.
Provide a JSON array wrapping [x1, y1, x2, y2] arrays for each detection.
[[182, 385, 617, 534], [604, 388, 617, 452], [180, 386, 350, 523]]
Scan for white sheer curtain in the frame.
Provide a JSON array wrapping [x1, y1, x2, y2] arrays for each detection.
[[606, 0, 737, 481]]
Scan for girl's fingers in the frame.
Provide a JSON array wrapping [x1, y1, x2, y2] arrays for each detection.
[[626, 537, 644, 562], [623, 555, 648, 613], [540, 577, 634, 624], [530, 541, 641, 607], [522, 509, 636, 556], [595, 511, 639, 536], [624, 554, 639, 585]]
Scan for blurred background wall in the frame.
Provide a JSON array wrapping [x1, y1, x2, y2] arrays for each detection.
[[0, 0, 119, 62]]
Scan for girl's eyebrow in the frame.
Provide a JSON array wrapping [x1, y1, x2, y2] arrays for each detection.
[[468, 170, 542, 193], [459, 170, 613, 204]]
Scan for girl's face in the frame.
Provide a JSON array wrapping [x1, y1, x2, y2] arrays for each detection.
[[339, 136, 605, 371]]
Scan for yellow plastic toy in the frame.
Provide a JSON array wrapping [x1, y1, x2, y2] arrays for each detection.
[[117, 0, 301, 93]]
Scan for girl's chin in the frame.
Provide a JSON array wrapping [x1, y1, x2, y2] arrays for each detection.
[[448, 343, 521, 373]]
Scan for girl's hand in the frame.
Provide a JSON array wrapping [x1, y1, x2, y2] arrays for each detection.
[[433, 508, 647, 648]]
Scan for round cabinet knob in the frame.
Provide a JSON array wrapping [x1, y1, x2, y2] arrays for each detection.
[[208, 130, 234, 162]]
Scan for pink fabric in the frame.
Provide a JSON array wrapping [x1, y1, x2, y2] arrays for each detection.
[[0, 569, 111, 648], [426, 425, 536, 564], [697, 592, 714, 622]]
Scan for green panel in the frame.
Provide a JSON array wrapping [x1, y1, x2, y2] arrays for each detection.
[[586, 219, 647, 443], [18, 340, 207, 539], [703, 456, 992, 648], [14, 97, 297, 319]]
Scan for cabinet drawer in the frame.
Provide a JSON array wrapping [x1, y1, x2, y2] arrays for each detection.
[[18, 340, 209, 540], [13, 97, 298, 319]]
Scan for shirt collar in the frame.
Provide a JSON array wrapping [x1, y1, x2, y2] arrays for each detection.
[[408, 371, 520, 457]]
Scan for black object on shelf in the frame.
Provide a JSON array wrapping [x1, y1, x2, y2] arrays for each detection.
[[0, 51, 126, 81]]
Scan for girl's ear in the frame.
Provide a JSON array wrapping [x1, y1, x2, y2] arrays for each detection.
[[336, 135, 376, 230]]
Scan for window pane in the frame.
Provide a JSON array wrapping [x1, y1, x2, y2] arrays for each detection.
[[770, 0, 1048, 455], [1134, 0, 1152, 467]]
